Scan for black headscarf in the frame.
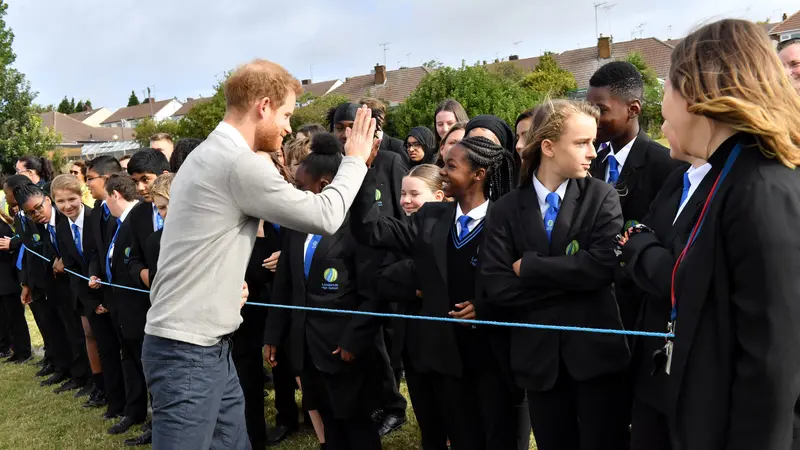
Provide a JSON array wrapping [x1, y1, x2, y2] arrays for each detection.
[[405, 126, 438, 166], [464, 115, 520, 183]]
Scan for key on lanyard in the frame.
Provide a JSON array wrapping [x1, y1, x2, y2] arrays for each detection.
[[665, 321, 676, 375]]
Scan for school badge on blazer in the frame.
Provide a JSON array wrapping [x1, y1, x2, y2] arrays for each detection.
[[624, 220, 639, 230], [124, 247, 131, 264], [322, 267, 340, 291], [32, 234, 41, 243], [375, 189, 383, 207], [566, 240, 580, 255]]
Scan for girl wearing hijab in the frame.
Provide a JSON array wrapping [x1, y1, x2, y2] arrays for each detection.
[[651, 19, 800, 449], [405, 127, 438, 167]]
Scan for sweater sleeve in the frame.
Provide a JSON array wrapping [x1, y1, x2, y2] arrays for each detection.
[[230, 151, 367, 236]]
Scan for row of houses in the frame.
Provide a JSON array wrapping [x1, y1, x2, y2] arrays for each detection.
[[42, 10, 800, 161]]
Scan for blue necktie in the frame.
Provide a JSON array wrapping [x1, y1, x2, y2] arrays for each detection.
[[303, 235, 322, 279], [607, 154, 620, 185], [102, 203, 110, 220], [272, 224, 281, 233], [106, 219, 122, 282], [679, 171, 691, 208], [16, 244, 25, 270], [457, 215, 472, 241], [544, 192, 561, 242], [47, 224, 59, 256], [154, 204, 164, 231], [72, 223, 83, 260]]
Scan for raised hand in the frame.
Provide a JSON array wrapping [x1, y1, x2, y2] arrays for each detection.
[[344, 105, 377, 164]]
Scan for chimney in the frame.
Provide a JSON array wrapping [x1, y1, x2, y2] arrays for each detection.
[[509, 55, 519, 61], [783, 12, 788, 21], [374, 64, 387, 85], [598, 35, 612, 59], [301, 79, 312, 85]]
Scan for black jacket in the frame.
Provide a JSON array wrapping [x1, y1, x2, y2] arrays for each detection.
[[371, 149, 408, 222], [264, 220, 383, 375], [380, 134, 410, 166], [56, 206, 104, 312], [0, 221, 21, 296], [127, 201, 158, 289], [18, 211, 70, 296], [107, 210, 150, 340], [479, 178, 630, 391], [145, 229, 162, 286], [667, 134, 800, 450], [87, 199, 117, 308]]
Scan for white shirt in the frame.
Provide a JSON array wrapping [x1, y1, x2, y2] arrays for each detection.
[[304, 234, 315, 258], [68, 206, 85, 249], [47, 209, 57, 246], [603, 137, 637, 182], [216, 121, 251, 150], [454, 200, 490, 236], [533, 175, 569, 218], [108, 201, 138, 263], [674, 163, 713, 224]]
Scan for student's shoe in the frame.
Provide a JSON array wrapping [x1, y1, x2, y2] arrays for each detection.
[[53, 377, 85, 394], [12, 355, 33, 364], [108, 416, 143, 435], [83, 389, 107, 408], [40, 371, 68, 387], [377, 413, 406, 437], [124, 429, 152, 446], [73, 381, 93, 398], [103, 409, 123, 420], [266, 424, 297, 446], [0, 349, 12, 359], [35, 363, 55, 377]]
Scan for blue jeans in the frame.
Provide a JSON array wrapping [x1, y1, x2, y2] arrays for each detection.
[[142, 334, 251, 450]]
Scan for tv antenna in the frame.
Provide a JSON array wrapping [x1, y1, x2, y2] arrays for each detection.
[[379, 42, 390, 67]]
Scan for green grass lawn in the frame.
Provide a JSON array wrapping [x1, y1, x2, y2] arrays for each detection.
[[0, 309, 537, 449]]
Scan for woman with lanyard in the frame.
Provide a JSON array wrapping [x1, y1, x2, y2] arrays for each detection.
[[650, 19, 800, 449]]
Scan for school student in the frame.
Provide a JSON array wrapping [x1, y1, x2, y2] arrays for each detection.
[[405, 127, 438, 167], [350, 135, 522, 450], [433, 99, 469, 146], [4, 175, 55, 376], [464, 115, 522, 178], [329, 105, 409, 433], [14, 182, 92, 393], [660, 20, 800, 449], [616, 120, 700, 450], [437, 122, 466, 166], [88, 174, 148, 437], [124, 149, 169, 290], [83, 155, 128, 418], [168, 138, 202, 173], [264, 142, 386, 450], [143, 174, 173, 285], [586, 61, 678, 331], [15, 155, 55, 188], [480, 100, 631, 450], [359, 97, 409, 165], [51, 175, 109, 402], [0, 176, 31, 364], [515, 107, 540, 158]]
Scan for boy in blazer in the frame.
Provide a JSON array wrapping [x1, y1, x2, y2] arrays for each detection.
[[0, 178, 31, 364], [88, 174, 148, 437], [586, 62, 678, 333], [14, 183, 90, 391], [125, 149, 169, 289], [264, 147, 386, 450]]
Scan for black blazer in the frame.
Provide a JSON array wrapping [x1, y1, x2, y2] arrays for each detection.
[[56, 206, 103, 312], [145, 229, 162, 285], [350, 168, 504, 379], [668, 134, 800, 450], [0, 221, 20, 296], [108, 214, 150, 340], [620, 162, 713, 412], [380, 134, 410, 166], [264, 220, 383, 375], [87, 199, 117, 308], [371, 149, 408, 222], [19, 211, 70, 295], [479, 178, 630, 392], [375, 256, 418, 367], [127, 201, 158, 289]]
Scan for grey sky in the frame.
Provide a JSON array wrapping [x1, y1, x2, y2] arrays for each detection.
[[6, 0, 796, 110]]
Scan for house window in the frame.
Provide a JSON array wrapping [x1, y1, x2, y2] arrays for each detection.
[[781, 32, 800, 41]]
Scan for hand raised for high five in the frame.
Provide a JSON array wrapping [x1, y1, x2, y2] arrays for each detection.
[[344, 105, 377, 164]]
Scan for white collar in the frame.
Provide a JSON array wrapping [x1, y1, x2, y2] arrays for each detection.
[[602, 136, 637, 168], [69, 205, 85, 229], [215, 121, 251, 150], [48, 209, 56, 228], [454, 199, 489, 225], [533, 174, 569, 205], [686, 163, 712, 186], [118, 201, 139, 223]]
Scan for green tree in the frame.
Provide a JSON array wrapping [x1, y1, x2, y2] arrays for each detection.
[[290, 93, 350, 131], [142, 97, 150, 104], [133, 117, 183, 146], [57, 96, 72, 114], [127, 90, 140, 107], [69, 97, 75, 113], [75, 100, 84, 112], [487, 61, 526, 83], [385, 65, 541, 138], [84, 99, 92, 110], [422, 60, 444, 71], [178, 80, 226, 139], [31, 103, 53, 114], [520, 53, 578, 97], [626, 52, 664, 138], [0, 1, 14, 67], [49, 148, 67, 172]]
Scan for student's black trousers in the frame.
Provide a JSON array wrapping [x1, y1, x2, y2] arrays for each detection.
[[87, 310, 126, 415], [0, 293, 31, 358], [49, 287, 90, 381]]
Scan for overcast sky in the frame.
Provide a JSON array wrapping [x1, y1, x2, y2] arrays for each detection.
[[6, 0, 796, 110]]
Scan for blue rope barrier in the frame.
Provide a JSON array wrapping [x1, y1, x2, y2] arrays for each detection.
[[21, 246, 674, 339]]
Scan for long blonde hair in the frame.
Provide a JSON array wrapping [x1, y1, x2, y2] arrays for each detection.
[[150, 173, 175, 201], [406, 164, 445, 193], [519, 99, 600, 187], [670, 19, 800, 168]]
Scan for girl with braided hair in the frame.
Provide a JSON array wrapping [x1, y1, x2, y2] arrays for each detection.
[[480, 99, 630, 450], [350, 135, 522, 450]]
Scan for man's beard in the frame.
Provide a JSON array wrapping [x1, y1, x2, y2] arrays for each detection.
[[254, 120, 282, 152]]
